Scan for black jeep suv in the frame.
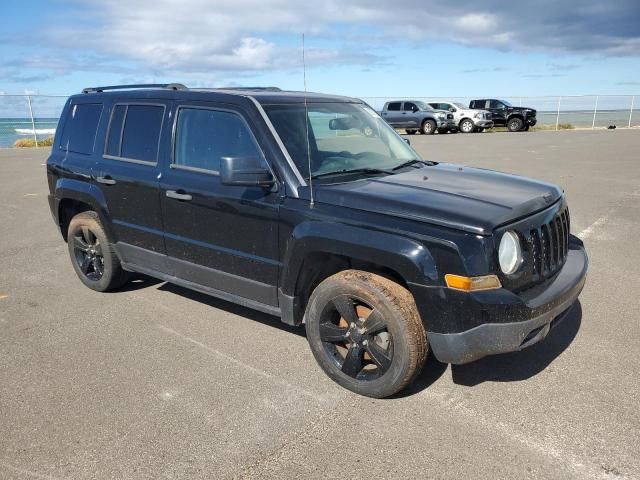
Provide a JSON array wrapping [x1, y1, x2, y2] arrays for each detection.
[[47, 84, 587, 398], [469, 99, 537, 132]]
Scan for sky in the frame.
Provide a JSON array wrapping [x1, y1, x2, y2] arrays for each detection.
[[0, 0, 639, 98]]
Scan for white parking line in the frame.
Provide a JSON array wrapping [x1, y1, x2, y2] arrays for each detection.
[[577, 214, 609, 240], [157, 324, 325, 401]]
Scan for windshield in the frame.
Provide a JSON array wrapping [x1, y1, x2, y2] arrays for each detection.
[[452, 102, 467, 109], [414, 101, 432, 111], [264, 102, 422, 180], [500, 99, 513, 107]]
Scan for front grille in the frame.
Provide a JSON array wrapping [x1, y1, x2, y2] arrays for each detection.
[[528, 207, 570, 279]]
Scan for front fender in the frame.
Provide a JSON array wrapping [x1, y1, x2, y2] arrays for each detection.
[[280, 221, 440, 297]]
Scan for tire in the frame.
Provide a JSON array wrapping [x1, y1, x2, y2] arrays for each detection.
[[507, 117, 524, 132], [67, 211, 129, 292], [305, 270, 428, 398], [421, 119, 436, 135], [459, 118, 474, 133], [405, 129, 417, 135]]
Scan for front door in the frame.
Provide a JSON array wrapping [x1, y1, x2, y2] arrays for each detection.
[[402, 102, 420, 128], [488, 100, 507, 126], [159, 103, 281, 306]]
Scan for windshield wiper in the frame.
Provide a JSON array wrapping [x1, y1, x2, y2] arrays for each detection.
[[391, 159, 435, 171], [311, 167, 394, 180]]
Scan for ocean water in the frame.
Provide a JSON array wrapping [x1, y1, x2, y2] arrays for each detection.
[[0, 118, 58, 147], [1, 111, 637, 148]]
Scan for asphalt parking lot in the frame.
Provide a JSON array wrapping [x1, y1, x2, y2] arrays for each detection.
[[1, 129, 639, 479]]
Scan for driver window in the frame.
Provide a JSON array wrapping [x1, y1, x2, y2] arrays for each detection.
[[403, 102, 418, 112], [490, 100, 504, 109]]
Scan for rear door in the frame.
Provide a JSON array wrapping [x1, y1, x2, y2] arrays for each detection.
[[159, 101, 281, 306], [95, 101, 168, 270], [381, 102, 403, 126]]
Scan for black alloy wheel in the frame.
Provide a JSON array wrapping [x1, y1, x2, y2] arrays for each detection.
[[319, 296, 394, 380], [72, 226, 104, 281], [305, 270, 428, 398]]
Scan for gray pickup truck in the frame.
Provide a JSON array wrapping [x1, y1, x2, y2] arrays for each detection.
[[379, 100, 457, 135]]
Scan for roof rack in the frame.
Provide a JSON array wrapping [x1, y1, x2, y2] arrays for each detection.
[[82, 83, 187, 94], [217, 87, 282, 92]]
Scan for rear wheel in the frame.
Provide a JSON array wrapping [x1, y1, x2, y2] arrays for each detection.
[[305, 270, 428, 398], [459, 118, 474, 133], [67, 211, 129, 292], [507, 117, 524, 132], [421, 119, 436, 135]]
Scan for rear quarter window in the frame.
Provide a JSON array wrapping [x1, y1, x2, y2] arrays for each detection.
[[59, 103, 103, 154]]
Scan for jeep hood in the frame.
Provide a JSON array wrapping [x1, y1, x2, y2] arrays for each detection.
[[314, 163, 562, 234]]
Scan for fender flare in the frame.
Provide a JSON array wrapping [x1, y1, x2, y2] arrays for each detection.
[[279, 221, 441, 297], [54, 178, 116, 241]]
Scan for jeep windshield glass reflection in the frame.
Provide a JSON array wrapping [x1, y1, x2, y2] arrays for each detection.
[[264, 103, 420, 180]]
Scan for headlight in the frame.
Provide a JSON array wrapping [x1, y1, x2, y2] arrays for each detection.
[[498, 231, 522, 275], [474, 112, 482, 119], [437, 113, 446, 120]]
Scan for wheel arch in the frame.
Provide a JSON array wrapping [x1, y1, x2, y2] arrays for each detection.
[[278, 222, 440, 325], [54, 179, 114, 242]]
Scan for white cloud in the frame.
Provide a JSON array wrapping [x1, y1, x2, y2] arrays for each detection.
[[4, 0, 639, 83]]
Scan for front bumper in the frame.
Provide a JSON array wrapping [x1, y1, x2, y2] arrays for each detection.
[[424, 244, 588, 364], [474, 120, 494, 129], [526, 118, 537, 127], [438, 120, 458, 131]]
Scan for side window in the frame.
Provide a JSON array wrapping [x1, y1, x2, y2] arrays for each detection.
[[59, 103, 103, 154], [387, 102, 401, 111], [105, 105, 126, 156], [403, 102, 417, 112], [488, 100, 499, 109], [174, 108, 263, 173], [105, 104, 164, 163]]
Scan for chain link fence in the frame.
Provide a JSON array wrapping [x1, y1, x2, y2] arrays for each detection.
[[1, 93, 638, 148]]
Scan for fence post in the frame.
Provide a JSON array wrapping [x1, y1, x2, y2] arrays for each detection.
[[555, 96, 561, 130], [26, 95, 38, 148], [592, 95, 599, 129], [629, 96, 635, 128]]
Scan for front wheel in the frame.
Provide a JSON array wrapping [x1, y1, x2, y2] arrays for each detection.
[[305, 270, 428, 398], [421, 119, 436, 135], [459, 118, 474, 133], [67, 211, 129, 292], [507, 117, 524, 132]]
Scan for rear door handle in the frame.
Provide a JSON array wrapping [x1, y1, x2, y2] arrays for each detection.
[[166, 190, 192, 201], [96, 176, 116, 185]]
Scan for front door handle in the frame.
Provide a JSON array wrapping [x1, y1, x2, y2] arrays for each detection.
[[166, 190, 192, 201], [96, 176, 116, 185]]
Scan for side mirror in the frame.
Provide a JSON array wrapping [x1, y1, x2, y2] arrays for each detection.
[[220, 156, 275, 188]]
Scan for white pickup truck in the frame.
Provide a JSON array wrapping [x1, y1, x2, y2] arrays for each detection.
[[428, 101, 494, 133]]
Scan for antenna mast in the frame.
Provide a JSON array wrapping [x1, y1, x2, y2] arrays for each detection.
[[302, 33, 314, 207]]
